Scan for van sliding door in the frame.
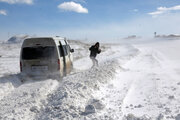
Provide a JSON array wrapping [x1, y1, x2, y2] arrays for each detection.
[[59, 43, 66, 76], [64, 40, 72, 73]]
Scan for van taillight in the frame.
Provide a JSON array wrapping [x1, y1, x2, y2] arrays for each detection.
[[58, 59, 60, 70], [20, 61, 22, 72]]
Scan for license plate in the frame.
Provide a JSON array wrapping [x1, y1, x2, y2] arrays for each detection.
[[31, 66, 48, 71]]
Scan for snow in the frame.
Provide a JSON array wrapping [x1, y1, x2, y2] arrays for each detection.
[[0, 38, 180, 120]]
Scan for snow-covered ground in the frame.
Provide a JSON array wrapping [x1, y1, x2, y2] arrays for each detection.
[[0, 38, 180, 120]]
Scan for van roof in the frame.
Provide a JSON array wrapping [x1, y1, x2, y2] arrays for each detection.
[[25, 36, 65, 40], [22, 37, 66, 47]]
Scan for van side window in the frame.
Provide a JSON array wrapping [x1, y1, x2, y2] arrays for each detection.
[[58, 45, 68, 57], [58, 45, 64, 57], [64, 40, 70, 53], [62, 45, 68, 56]]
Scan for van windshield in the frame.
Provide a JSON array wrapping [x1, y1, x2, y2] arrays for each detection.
[[22, 46, 55, 60]]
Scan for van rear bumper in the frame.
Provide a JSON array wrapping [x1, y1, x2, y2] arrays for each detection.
[[20, 71, 61, 80]]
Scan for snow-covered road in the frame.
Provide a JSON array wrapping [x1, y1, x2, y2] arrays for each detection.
[[0, 39, 180, 120]]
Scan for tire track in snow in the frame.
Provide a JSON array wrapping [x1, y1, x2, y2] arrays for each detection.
[[121, 47, 170, 119]]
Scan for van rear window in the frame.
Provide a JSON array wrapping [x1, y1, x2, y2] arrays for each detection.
[[22, 46, 55, 60]]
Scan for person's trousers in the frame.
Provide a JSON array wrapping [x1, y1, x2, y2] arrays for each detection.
[[90, 56, 98, 67]]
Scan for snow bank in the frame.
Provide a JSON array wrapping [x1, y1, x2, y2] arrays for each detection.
[[0, 74, 22, 100], [36, 60, 122, 120], [0, 79, 59, 120]]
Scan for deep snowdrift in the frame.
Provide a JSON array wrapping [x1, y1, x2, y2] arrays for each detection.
[[0, 38, 180, 120]]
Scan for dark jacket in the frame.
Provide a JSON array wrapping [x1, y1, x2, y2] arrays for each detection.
[[89, 45, 101, 57]]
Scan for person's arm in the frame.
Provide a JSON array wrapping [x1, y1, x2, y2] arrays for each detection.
[[89, 46, 93, 51], [97, 49, 101, 54]]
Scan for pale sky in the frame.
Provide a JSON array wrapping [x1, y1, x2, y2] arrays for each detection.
[[0, 0, 180, 41]]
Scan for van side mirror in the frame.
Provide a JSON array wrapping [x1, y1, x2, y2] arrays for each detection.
[[70, 49, 74, 53]]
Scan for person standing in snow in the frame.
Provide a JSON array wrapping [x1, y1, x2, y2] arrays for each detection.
[[89, 42, 101, 67]]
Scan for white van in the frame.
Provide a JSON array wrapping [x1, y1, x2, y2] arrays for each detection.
[[20, 37, 74, 79]]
